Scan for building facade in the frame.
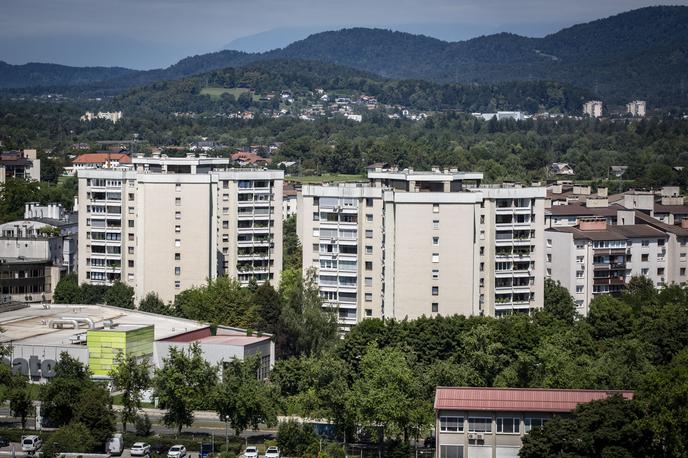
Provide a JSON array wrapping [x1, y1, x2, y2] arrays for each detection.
[[298, 168, 546, 326], [626, 100, 647, 117], [582, 100, 603, 118], [0, 149, 40, 184], [435, 387, 634, 458], [77, 155, 283, 303]]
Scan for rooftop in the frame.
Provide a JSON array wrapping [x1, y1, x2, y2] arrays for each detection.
[[546, 223, 667, 241], [73, 153, 131, 164], [434, 387, 634, 413], [0, 304, 203, 347]]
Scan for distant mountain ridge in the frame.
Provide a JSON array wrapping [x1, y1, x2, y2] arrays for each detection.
[[1, 6, 687, 106]]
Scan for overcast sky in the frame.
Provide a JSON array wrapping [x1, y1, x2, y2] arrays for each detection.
[[1, 0, 685, 69]]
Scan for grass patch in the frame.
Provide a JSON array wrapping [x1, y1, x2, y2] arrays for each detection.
[[287, 174, 366, 184], [200, 87, 250, 99]]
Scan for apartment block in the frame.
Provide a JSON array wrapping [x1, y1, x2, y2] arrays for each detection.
[[0, 149, 41, 184], [77, 155, 283, 303], [298, 168, 546, 326], [582, 100, 603, 118], [626, 100, 646, 117]]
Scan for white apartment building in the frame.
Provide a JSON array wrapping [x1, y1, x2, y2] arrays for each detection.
[[626, 100, 647, 117], [77, 155, 283, 303], [298, 168, 546, 326], [546, 217, 674, 315], [582, 100, 603, 118]]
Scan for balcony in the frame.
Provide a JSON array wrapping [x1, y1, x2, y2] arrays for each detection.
[[593, 276, 626, 286]]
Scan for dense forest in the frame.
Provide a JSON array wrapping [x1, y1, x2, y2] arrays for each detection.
[[1, 7, 686, 107]]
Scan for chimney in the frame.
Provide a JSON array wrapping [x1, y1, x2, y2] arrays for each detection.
[[597, 187, 608, 197], [579, 217, 607, 231]]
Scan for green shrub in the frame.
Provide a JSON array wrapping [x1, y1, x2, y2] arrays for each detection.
[[135, 413, 153, 437], [277, 420, 318, 456]]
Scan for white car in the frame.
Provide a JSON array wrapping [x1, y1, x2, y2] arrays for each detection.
[[244, 446, 259, 458], [167, 445, 187, 458], [131, 443, 151, 456], [21, 436, 42, 454], [265, 446, 280, 458]]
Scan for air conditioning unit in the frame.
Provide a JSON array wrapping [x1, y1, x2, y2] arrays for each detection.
[[467, 433, 477, 440], [476, 433, 485, 441]]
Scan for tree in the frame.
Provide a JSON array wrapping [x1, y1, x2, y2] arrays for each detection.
[[253, 282, 281, 334], [153, 343, 218, 434], [213, 356, 277, 437], [283, 215, 302, 270], [109, 353, 151, 433], [8, 374, 33, 430], [52, 273, 81, 303], [40, 352, 91, 426], [350, 345, 430, 443], [174, 277, 258, 328], [103, 281, 135, 309], [42, 422, 95, 457], [542, 278, 578, 324], [139, 292, 172, 315], [277, 420, 319, 457], [74, 384, 116, 446], [588, 295, 635, 340]]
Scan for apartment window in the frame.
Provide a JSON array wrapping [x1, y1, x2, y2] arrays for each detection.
[[128, 193, 134, 200], [365, 230, 373, 239], [175, 197, 181, 206], [576, 270, 584, 278], [576, 285, 584, 293], [223, 180, 229, 189], [365, 309, 373, 317], [641, 268, 649, 275], [128, 207, 134, 214], [432, 269, 439, 280], [546, 239, 552, 247], [365, 261, 373, 271], [546, 253, 552, 262], [365, 277, 373, 287], [433, 219, 439, 229], [641, 254, 649, 262], [366, 213, 373, 222], [440, 416, 464, 433], [480, 262, 484, 272], [658, 239, 665, 246], [433, 236, 439, 246], [576, 256, 584, 263], [576, 244, 584, 250], [432, 302, 439, 313], [175, 267, 181, 276], [480, 215, 485, 224], [642, 240, 650, 247], [365, 293, 373, 302], [366, 198, 373, 207], [128, 260, 134, 268], [468, 417, 492, 433], [223, 221, 229, 229], [525, 417, 546, 432], [223, 207, 229, 214], [175, 253, 181, 261], [365, 245, 373, 255], [432, 253, 439, 263], [658, 267, 665, 275], [175, 211, 181, 220], [433, 204, 439, 213], [546, 268, 551, 277], [496, 417, 520, 434], [175, 225, 181, 233], [432, 286, 439, 296], [480, 246, 484, 256], [175, 239, 181, 247], [128, 233, 134, 241], [175, 281, 181, 289], [128, 247, 134, 254], [681, 268, 686, 276], [175, 184, 181, 192], [313, 212, 319, 221]]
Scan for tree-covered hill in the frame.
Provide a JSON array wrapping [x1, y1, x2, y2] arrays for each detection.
[[108, 59, 591, 114], [0, 6, 686, 107]]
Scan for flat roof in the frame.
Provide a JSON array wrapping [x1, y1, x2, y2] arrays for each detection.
[[546, 224, 667, 241], [435, 387, 634, 413], [546, 203, 625, 217], [0, 304, 203, 347]]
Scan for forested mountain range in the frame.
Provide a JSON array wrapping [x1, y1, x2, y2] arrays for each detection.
[[1, 6, 687, 107]]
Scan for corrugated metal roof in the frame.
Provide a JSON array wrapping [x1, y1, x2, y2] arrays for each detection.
[[434, 387, 634, 413]]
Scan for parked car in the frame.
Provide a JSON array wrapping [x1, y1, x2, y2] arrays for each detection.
[[265, 446, 280, 458], [131, 442, 151, 456], [168, 445, 187, 458], [21, 436, 42, 454], [243, 446, 259, 458], [0, 437, 9, 448], [107, 434, 124, 456]]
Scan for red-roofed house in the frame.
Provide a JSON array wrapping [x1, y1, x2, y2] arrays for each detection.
[[66, 153, 132, 175], [231, 151, 270, 166], [434, 386, 633, 458]]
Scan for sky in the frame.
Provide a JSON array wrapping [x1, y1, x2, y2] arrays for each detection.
[[1, 0, 685, 69]]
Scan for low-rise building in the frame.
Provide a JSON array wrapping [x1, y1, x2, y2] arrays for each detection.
[[0, 304, 274, 381], [583, 100, 603, 118], [435, 387, 633, 458]]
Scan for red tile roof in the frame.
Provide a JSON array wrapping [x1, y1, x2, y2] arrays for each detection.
[[73, 153, 131, 164], [231, 151, 270, 164], [434, 387, 633, 413]]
